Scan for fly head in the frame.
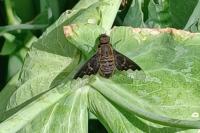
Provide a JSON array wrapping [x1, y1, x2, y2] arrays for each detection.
[[99, 34, 110, 46]]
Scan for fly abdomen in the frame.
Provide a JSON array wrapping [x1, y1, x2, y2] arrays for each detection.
[[99, 58, 115, 78], [98, 43, 115, 78]]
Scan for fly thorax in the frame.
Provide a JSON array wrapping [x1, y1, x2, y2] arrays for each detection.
[[100, 44, 113, 57]]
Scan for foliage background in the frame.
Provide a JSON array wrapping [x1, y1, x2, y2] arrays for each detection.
[[0, 0, 200, 133], [0, 0, 78, 89], [0, 0, 105, 132], [1, 0, 200, 91]]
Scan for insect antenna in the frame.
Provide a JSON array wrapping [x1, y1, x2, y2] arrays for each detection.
[[112, 39, 122, 48]]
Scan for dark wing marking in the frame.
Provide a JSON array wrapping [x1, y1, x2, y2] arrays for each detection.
[[73, 53, 99, 79], [114, 50, 142, 71]]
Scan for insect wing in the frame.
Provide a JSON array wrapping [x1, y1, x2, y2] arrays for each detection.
[[74, 53, 99, 79], [114, 50, 142, 71]]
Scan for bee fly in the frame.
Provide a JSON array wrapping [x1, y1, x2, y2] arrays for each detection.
[[74, 34, 142, 79]]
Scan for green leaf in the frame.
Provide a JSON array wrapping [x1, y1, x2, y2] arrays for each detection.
[[64, 24, 105, 57], [75, 0, 121, 31], [123, 0, 146, 27], [97, 0, 121, 30], [109, 27, 200, 129], [0, 0, 121, 121], [170, 0, 199, 29], [2, 25, 200, 132], [0, 41, 17, 55], [88, 88, 138, 133], [69, 26, 200, 130], [0, 33, 16, 55], [30, 9, 50, 25], [47, 0, 60, 21], [2, 0, 200, 132], [184, 0, 200, 32], [7, 55, 23, 79], [91, 76, 200, 129], [122, 0, 199, 29], [4, 0, 20, 25], [146, 0, 171, 28], [12, 0, 36, 22], [0, 81, 89, 133], [0, 72, 20, 115]]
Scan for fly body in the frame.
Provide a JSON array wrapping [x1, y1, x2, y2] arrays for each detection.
[[73, 34, 142, 79], [98, 42, 115, 78]]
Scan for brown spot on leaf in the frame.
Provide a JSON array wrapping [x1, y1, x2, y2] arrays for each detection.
[[63, 24, 77, 37], [132, 28, 197, 36], [131, 28, 199, 42]]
